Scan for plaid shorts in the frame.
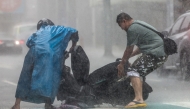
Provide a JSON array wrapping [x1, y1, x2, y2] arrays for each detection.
[[127, 54, 168, 77]]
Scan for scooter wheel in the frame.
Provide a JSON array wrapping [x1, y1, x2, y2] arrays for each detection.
[[143, 93, 149, 100]]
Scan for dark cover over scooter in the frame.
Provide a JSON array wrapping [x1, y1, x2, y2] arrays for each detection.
[[71, 46, 90, 86], [57, 45, 153, 107]]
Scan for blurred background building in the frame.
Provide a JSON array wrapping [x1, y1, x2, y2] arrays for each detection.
[[0, 0, 189, 56]]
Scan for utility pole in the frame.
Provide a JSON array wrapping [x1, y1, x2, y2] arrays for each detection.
[[65, 0, 76, 28], [167, 0, 174, 27], [103, 0, 113, 57]]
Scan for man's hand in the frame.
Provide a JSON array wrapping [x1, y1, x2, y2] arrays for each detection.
[[64, 51, 70, 59], [117, 63, 125, 78], [69, 46, 75, 53]]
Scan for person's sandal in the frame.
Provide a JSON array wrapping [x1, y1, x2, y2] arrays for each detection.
[[125, 101, 147, 108]]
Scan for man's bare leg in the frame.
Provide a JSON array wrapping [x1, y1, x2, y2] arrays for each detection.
[[12, 98, 21, 109], [126, 76, 144, 106]]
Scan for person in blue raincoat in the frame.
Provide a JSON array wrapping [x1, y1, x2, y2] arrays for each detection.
[[11, 18, 79, 109]]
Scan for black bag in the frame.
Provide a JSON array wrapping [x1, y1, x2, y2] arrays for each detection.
[[133, 22, 177, 55]]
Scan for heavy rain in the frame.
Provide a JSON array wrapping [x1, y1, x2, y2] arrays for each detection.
[[0, 0, 190, 109]]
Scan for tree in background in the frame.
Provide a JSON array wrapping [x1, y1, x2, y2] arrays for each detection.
[[174, 0, 190, 20]]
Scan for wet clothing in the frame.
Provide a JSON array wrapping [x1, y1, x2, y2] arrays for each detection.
[[15, 25, 78, 104], [126, 20, 167, 77], [127, 54, 168, 77], [127, 20, 166, 57]]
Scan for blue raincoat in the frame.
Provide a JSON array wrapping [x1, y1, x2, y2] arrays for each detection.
[[15, 25, 78, 104]]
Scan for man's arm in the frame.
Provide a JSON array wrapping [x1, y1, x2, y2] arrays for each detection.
[[120, 45, 134, 65], [71, 40, 77, 48], [130, 47, 141, 58], [69, 31, 79, 52], [117, 45, 134, 78]]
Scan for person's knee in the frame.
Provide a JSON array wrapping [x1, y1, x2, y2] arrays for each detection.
[[127, 71, 140, 77], [127, 71, 145, 81]]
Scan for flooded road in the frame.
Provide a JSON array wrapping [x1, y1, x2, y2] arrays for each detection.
[[0, 47, 190, 109]]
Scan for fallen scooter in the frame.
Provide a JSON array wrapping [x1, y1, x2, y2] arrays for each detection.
[[57, 45, 153, 108]]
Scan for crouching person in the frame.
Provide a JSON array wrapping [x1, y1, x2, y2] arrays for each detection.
[[11, 18, 79, 109], [116, 12, 168, 108]]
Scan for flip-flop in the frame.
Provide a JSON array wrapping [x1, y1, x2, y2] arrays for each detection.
[[125, 101, 147, 108]]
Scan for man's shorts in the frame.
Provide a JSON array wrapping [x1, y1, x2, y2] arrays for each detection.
[[127, 54, 168, 77]]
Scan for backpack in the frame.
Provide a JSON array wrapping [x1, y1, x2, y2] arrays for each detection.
[[133, 22, 177, 55]]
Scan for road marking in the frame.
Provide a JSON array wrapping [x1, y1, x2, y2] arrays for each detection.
[[164, 102, 190, 108], [0, 65, 13, 69], [147, 79, 161, 82], [2, 80, 17, 86]]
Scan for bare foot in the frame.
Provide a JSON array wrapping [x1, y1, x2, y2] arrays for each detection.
[[11, 105, 20, 109]]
